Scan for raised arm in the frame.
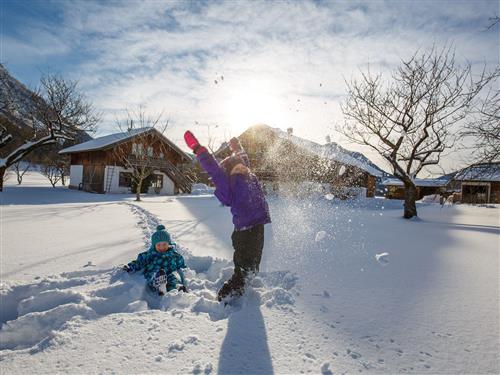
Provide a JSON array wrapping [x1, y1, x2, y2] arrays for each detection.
[[184, 131, 231, 204]]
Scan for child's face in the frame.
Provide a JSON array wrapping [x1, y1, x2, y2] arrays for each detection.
[[155, 241, 170, 253]]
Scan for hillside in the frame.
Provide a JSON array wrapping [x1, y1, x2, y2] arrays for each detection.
[[0, 65, 92, 158]]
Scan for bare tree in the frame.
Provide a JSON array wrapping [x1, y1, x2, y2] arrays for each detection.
[[12, 161, 31, 184], [0, 73, 99, 191], [486, 15, 500, 30], [461, 73, 500, 162], [40, 159, 63, 188], [339, 47, 495, 218], [114, 107, 169, 201]]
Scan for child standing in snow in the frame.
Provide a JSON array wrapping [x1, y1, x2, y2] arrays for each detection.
[[123, 224, 188, 295], [184, 131, 271, 301]]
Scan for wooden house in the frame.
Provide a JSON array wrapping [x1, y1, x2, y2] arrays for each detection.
[[453, 162, 500, 204], [381, 178, 448, 200], [59, 128, 193, 194], [215, 124, 383, 197]]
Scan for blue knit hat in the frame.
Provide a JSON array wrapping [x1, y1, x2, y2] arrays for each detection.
[[151, 225, 171, 248]]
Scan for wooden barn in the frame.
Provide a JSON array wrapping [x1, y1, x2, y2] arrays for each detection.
[[59, 128, 193, 194], [381, 178, 448, 200], [453, 162, 500, 204], [215, 124, 383, 197]]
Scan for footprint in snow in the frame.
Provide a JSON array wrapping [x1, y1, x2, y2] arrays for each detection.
[[321, 362, 333, 375], [347, 349, 362, 359]]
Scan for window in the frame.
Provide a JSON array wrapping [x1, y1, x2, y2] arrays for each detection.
[[132, 143, 144, 156], [147, 146, 153, 157], [119, 172, 133, 187], [151, 174, 163, 189]]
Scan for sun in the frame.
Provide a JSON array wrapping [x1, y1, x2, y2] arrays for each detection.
[[221, 79, 289, 136]]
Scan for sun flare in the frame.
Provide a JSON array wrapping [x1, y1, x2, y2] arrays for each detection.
[[222, 79, 289, 136]]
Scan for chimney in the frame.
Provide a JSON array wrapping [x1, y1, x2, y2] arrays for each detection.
[[287, 127, 293, 135]]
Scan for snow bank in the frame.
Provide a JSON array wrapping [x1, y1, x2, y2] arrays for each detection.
[[191, 183, 215, 195], [0, 264, 298, 350]]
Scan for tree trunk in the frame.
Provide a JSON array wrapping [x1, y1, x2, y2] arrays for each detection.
[[0, 166, 5, 192], [403, 182, 418, 219], [136, 179, 142, 201], [61, 174, 66, 186]]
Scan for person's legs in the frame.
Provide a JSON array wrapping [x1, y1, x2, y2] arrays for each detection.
[[217, 225, 265, 301]]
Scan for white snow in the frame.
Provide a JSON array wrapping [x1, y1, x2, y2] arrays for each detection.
[[315, 231, 327, 242], [59, 128, 151, 154], [0, 172, 499, 374], [339, 165, 346, 176], [454, 162, 500, 182], [374, 252, 390, 265], [382, 178, 448, 187], [272, 126, 384, 177]]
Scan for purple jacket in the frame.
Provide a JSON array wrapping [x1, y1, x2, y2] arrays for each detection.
[[197, 150, 271, 230]]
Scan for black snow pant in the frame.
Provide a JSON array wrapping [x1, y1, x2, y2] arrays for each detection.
[[217, 224, 265, 300]]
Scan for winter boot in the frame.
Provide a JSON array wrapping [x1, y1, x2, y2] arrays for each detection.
[[153, 269, 168, 296], [217, 273, 245, 302]]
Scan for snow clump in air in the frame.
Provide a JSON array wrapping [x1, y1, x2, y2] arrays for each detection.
[[339, 165, 346, 176], [375, 252, 390, 265], [315, 231, 327, 242]]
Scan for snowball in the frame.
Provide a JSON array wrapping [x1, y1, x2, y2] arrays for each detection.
[[375, 252, 390, 265], [325, 193, 334, 200], [315, 231, 327, 242], [339, 165, 346, 176]]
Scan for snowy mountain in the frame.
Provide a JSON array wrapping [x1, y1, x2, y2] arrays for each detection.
[[0, 64, 92, 150], [0, 64, 38, 131]]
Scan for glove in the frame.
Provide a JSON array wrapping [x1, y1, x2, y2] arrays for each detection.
[[184, 131, 206, 155], [122, 265, 132, 273], [178, 285, 188, 293]]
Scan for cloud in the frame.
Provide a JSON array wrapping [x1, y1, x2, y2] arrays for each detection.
[[4, 0, 499, 174]]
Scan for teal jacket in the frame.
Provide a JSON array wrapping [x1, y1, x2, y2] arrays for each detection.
[[127, 245, 186, 282]]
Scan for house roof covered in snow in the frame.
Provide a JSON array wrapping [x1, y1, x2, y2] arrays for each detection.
[[269, 127, 384, 177], [219, 124, 385, 177], [381, 178, 448, 187], [59, 127, 191, 161], [454, 162, 500, 182]]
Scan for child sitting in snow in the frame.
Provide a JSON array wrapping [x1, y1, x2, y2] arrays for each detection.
[[123, 224, 188, 296], [184, 131, 271, 301]]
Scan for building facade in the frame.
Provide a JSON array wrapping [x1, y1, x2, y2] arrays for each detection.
[[454, 163, 500, 204], [60, 128, 193, 194], [215, 124, 382, 198]]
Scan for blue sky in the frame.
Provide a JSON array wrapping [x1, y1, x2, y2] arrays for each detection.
[[2, 0, 499, 174]]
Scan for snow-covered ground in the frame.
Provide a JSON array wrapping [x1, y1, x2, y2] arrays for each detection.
[[1, 172, 498, 374]]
